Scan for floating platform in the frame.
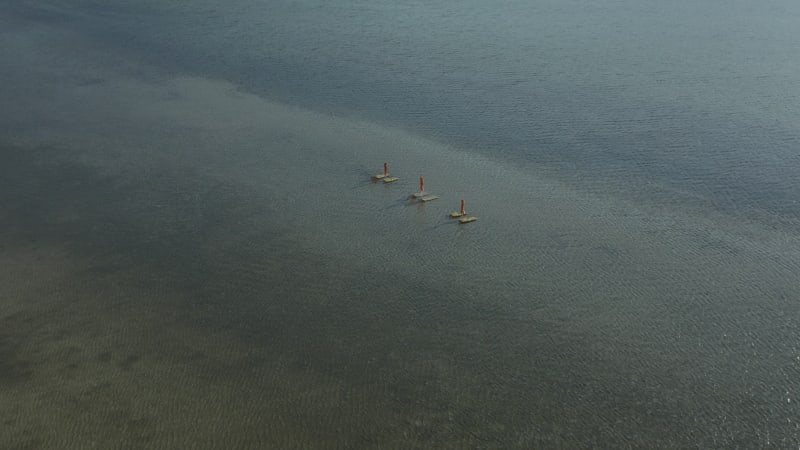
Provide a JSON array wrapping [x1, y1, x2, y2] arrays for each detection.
[[458, 216, 477, 224], [383, 176, 400, 183], [373, 162, 391, 180], [411, 176, 428, 198], [450, 199, 467, 218], [420, 195, 439, 202]]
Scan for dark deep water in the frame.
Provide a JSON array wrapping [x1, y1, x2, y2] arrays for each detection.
[[51, 0, 800, 220], [2, 0, 800, 448]]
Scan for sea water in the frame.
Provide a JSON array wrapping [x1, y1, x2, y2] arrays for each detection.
[[1, 0, 800, 447]]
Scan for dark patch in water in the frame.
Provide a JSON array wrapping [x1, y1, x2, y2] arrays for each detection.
[[118, 354, 140, 370], [0, 333, 33, 384]]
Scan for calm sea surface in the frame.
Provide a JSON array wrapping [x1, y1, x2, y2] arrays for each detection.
[[2, 0, 800, 447], [80, 0, 800, 218]]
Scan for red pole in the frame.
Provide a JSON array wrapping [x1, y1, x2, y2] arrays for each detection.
[[461, 199, 465, 215], [384, 162, 388, 176], [420, 176, 425, 192]]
